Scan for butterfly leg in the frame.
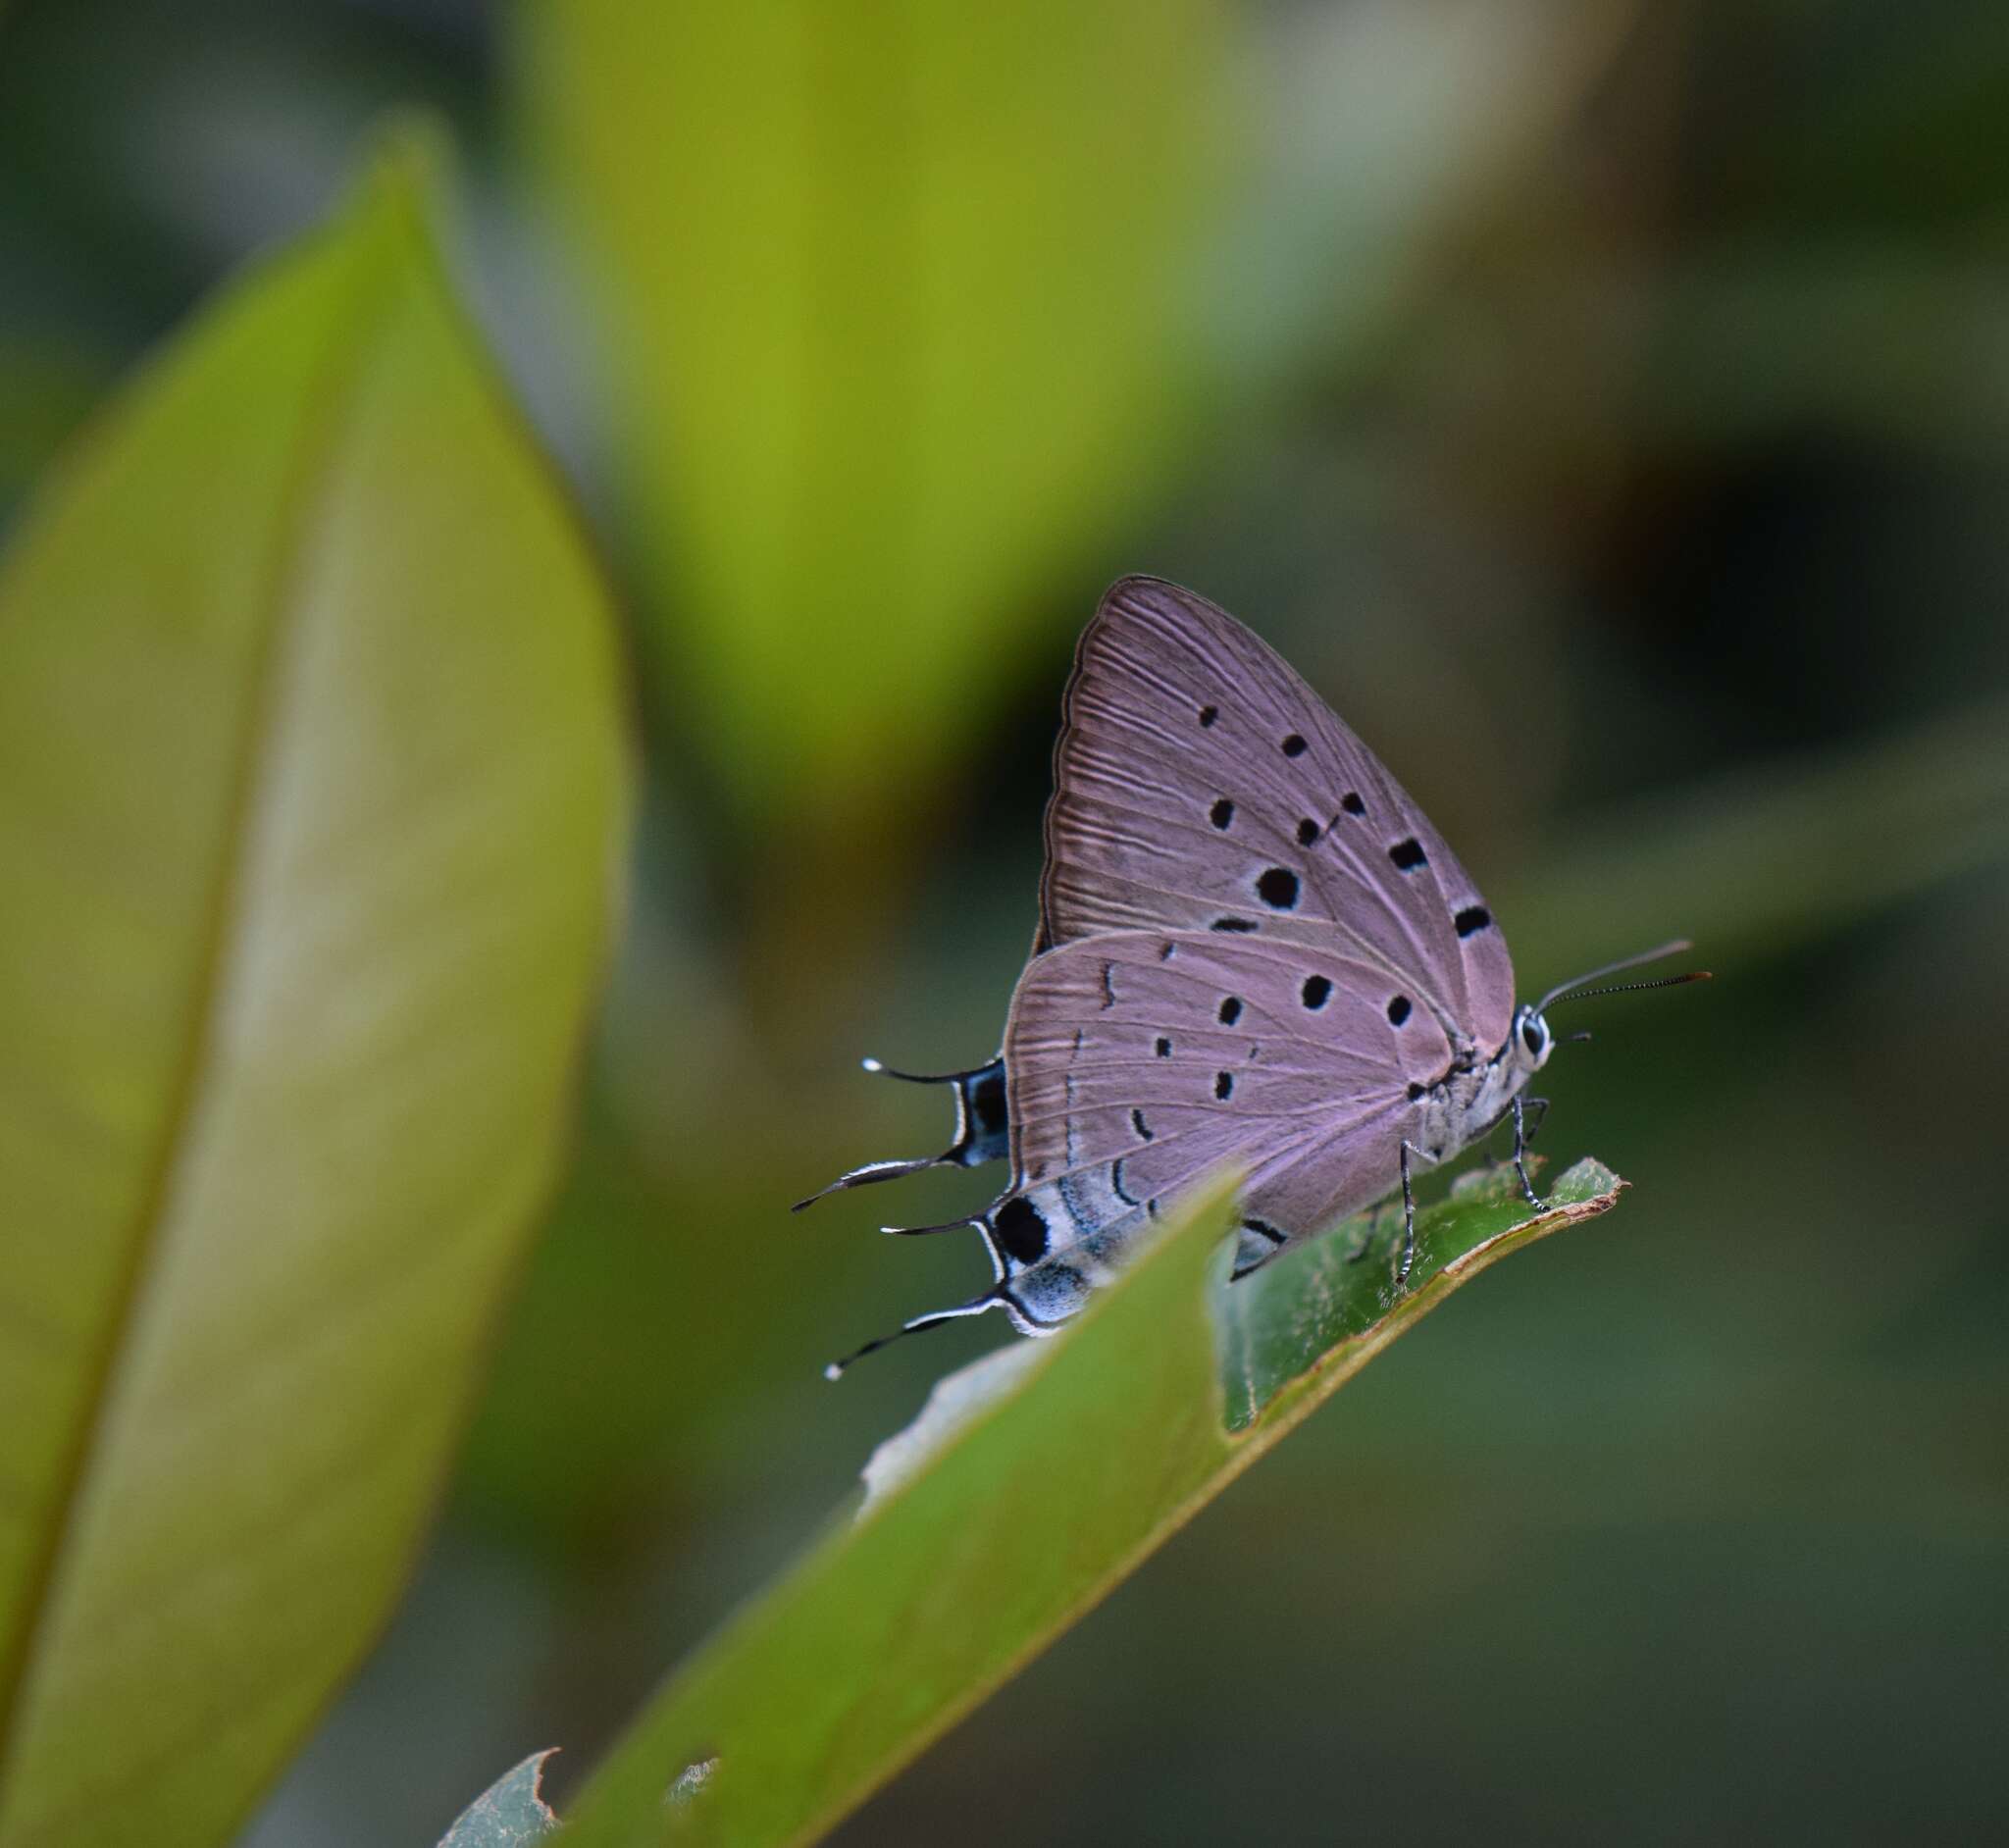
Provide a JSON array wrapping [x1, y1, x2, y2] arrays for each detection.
[[1398, 1140, 1426, 1286], [1511, 1095, 1550, 1211]]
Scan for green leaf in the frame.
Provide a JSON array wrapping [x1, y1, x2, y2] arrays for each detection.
[[555, 1158, 1623, 1848], [440, 1752, 561, 1848], [0, 141, 627, 1848], [514, 0, 1228, 830], [1505, 692, 2009, 979], [1209, 1, 1640, 388]]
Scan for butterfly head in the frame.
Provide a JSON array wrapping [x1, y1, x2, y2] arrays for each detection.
[[1510, 1004, 1555, 1073], [1521, 940, 1713, 1069]]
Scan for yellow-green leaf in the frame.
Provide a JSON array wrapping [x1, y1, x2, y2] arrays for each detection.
[[514, 0, 1228, 828], [557, 1159, 1623, 1847], [0, 144, 627, 1848]]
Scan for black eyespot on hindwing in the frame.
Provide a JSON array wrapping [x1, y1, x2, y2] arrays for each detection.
[[1389, 838, 1427, 872], [1341, 791, 1366, 816], [1407, 1082, 1425, 1102], [1155, 1036, 1172, 1057], [1218, 996, 1243, 1025], [1301, 974, 1331, 1010], [1210, 797, 1234, 830], [1387, 995, 1412, 1027], [1256, 866, 1300, 910], [1281, 733, 1308, 757], [1213, 1071, 1235, 1101], [1296, 817, 1319, 846], [1454, 904, 1492, 937], [993, 1194, 1049, 1265], [1198, 704, 1218, 728]]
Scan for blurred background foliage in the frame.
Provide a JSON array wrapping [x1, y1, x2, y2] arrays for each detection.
[[1, 1, 2005, 1843]]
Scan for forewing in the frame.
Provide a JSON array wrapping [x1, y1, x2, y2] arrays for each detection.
[[1038, 575, 1515, 1052]]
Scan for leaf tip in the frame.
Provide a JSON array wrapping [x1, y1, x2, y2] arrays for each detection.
[[354, 108, 458, 216], [438, 1748, 561, 1847]]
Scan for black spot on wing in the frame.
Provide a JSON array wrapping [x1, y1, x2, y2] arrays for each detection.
[[1198, 704, 1218, 728], [1301, 974, 1331, 1009], [1389, 838, 1427, 872], [1217, 996, 1243, 1025], [1340, 792, 1365, 816], [1210, 797, 1234, 830], [1155, 1036, 1172, 1057], [1214, 1071, 1235, 1101], [1211, 917, 1258, 933], [1110, 1159, 1140, 1206], [1296, 818, 1320, 846], [1281, 733, 1308, 757], [1455, 904, 1492, 937], [1256, 867, 1300, 910], [1387, 995, 1412, 1027], [993, 1194, 1049, 1265], [1130, 1107, 1154, 1142]]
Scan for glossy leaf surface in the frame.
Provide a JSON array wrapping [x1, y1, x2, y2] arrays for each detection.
[[559, 1159, 1623, 1847], [0, 149, 627, 1848]]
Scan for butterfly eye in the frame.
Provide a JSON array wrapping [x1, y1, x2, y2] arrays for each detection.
[[1521, 1016, 1545, 1055]]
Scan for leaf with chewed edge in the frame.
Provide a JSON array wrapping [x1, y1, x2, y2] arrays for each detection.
[[439, 1752, 561, 1848], [555, 1157, 1624, 1847]]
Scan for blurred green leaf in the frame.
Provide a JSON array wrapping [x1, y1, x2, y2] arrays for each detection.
[[1210, 0, 1642, 388], [555, 1159, 1623, 1847], [0, 337, 109, 510], [1637, 248, 2009, 451], [1508, 693, 2009, 978], [515, 0, 1227, 830], [440, 1752, 560, 1848], [0, 142, 627, 1848]]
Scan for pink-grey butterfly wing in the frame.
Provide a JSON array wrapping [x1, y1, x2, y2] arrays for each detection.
[[982, 928, 1439, 1321], [1037, 576, 1515, 1055]]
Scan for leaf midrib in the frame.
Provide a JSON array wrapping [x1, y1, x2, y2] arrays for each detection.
[[0, 219, 403, 1779]]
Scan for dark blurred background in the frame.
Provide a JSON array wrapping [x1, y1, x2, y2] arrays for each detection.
[[4, 2, 2006, 1843]]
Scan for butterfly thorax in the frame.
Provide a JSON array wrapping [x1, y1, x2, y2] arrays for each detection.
[[1415, 1037, 1534, 1168]]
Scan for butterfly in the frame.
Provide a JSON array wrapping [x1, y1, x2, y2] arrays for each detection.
[[803, 578, 1701, 1375]]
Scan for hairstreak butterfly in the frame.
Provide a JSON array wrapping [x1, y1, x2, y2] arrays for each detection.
[[805, 578, 1704, 1375]]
